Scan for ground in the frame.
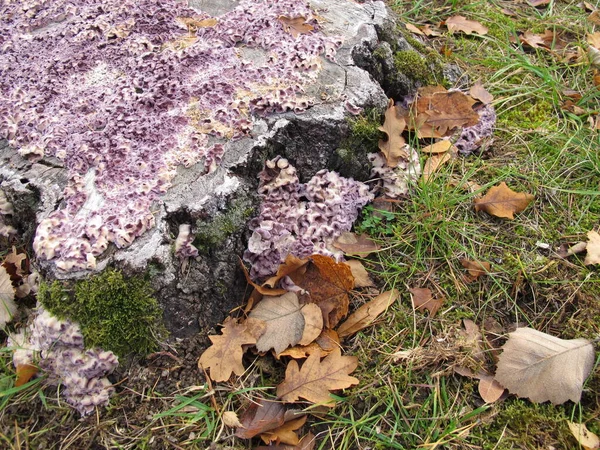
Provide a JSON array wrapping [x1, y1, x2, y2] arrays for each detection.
[[1, 0, 600, 449]]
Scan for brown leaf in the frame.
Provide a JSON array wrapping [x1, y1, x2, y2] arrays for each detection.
[[460, 319, 486, 362], [422, 24, 443, 37], [337, 289, 400, 339], [332, 232, 380, 256], [241, 260, 287, 297], [378, 99, 408, 167], [0, 266, 17, 328], [528, 0, 550, 7], [469, 81, 494, 104], [291, 255, 354, 329], [15, 364, 38, 387], [278, 16, 314, 39], [460, 259, 491, 281], [473, 182, 534, 219], [299, 303, 323, 346], [422, 148, 456, 182], [454, 366, 504, 403], [587, 32, 600, 50], [584, 230, 600, 265], [278, 329, 340, 359], [405, 23, 425, 36], [420, 140, 453, 154], [589, 10, 600, 26], [411, 86, 480, 138], [222, 411, 243, 428], [519, 30, 562, 50], [235, 398, 287, 439], [568, 422, 600, 450], [2, 247, 28, 280], [260, 416, 307, 445], [276, 348, 359, 406], [409, 287, 444, 317], [264, 254, 310, 289], [198, 317, 265, 382], [249, 292, 306, 354], [494, 327, 595, 404], [254, 432, 317, 450], [445, 16, 488, 36], [344, 260, 374, 288]]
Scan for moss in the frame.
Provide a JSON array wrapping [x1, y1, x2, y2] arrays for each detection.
[[393, 50, 445, 87], [38, 268, 165, 358], [194, 197, 254, 253], [499, 98, 555, 130]]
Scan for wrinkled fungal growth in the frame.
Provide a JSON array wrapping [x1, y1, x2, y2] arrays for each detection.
[[8, 308, 119, 416], [244, 157, 373, 280], [0, 0, 341, 271]]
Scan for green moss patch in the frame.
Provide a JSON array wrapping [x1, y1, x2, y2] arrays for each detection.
[[39, 269, 165, 358]]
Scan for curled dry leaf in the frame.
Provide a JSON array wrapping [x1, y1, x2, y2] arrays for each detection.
[[344, 260, 374, 288], [260, 415, 307, 446], [568, 422, 600, 450], [422, 145, 457, 182], [278, 329, 340, 359], [474, 182, 534, 220], [249, 292, 306, 354], [409, 287, 444, 317], [460, 259, 491, 282], [276, 348, 359, 406], [469, 81, 494, 104], [405, 23, 425, 36], [584, 230, 600, 265], [222, 411, 243, 428], [378, 98, 408, 167], [254, 432, 317, 450], [454, 366, 505, 403], [445, 16, 488, 36], [235, 398, 287, 439], [332, 232, 380, 256], [494, 327, 595, 404], [337, 289, 400, 339], [278, 16, 314, 39], [298, 303, 323, 346], [198, 317, 266, 382]]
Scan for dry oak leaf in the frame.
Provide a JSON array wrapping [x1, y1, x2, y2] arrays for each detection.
[[378, 98, 408, 167], [0, 266, 17, 328], [460, 258, 491, 281], [409, 287, 444, 317], [445, 16, 488, 36], [278, 329, 340, 359], [290, 255, 354, 329], [298, 303, 324, 346], [276, 348, 359, 406], [344, 260, 374, 288], [474, 182, 534, 220], [422, 146, 457, 182], [15, 363, 38, 387], [337, 289, 400, 339], [469, 81, 494, 105], [198, 317, 266, 382], [255, 432, 317, 450], [249, 292, 311, 354], [568, 422, 600, 450], [332, 232, 380, 257], [235, 398, 288, 439], [260, 415, 307, 446], [584, 230, 600, 265], [494, 327, 595, 405], [278, 16, 314, 39]]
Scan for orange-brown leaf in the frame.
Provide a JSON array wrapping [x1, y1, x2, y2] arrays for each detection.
[[337, 290, 400, 339], [445, 16, 488, 35], [260, 416, 307, 445], [278, 16, 314, 39], [409, 287, 444, 317], [278, 329, 340, 359], [469, 82, 494, 104], [473, 182, 534, 219], [254, 432, 317, 450], [235, 398, 287, 439], [276, 348, 359, 406], [460, 259, 491, 281], [332, 232, 380, 257], [344, 260, 374, 288], [378, 99, 408, 167], [264, 254, 310, 289], [198, 317, 265, 382], [291, 255, 354, 329], [15, 364, 38, 387]]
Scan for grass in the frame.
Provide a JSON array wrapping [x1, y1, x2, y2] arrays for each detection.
[[1, 0, 599, 448]]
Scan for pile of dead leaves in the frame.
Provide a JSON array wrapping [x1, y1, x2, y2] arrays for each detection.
[[198, 245, 399, 447]]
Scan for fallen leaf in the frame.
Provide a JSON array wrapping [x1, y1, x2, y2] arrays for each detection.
[[420, 140, 454, 154], [584, 230, 600, 265], [588, 32, 600, 50], [460, 259, 491, 281], [378, 99, 408, 167], [409, 287, 444, 317], [278, 329, 340, 359], [500, 8, 517, 17], [241, 260, 287, 297], [589, 10, 600, 26], [291, 255, 354, 329], [2, 247, 28, 280], [562, 100, 587, 116], [454, 366, 505, 403], [422, 24, 443, 37], [198, 317, 266, 382], [344, 260, 374, 288], [298, 303, 323, 346], [278, 16, 314, 39], [276, 348, 359, 406], [249, 292, 306, 354], [337, 289, 400, 339], [260, 415, 307, 445], [519, 30, 564, 50], [469, 82, 494, 104], [15, 364, 38, 387], [222, 411, 243, 428], [235, 398, 287, 439], [332, 232, 380, 256], [460, 319, 486, 362], [568, 422, 600, 450], [405, 23, 425, 36], [528, 0, 550, 6], [473, 182, 534, 220], [264, 254, 310, 289], [445, 16, 488, 36], [0, 266, 17, 328], [422, 149, 455, 181], [494, 327, 595, 404], [254, 432, 317, 450]]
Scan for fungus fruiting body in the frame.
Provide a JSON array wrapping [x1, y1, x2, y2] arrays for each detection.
[[0, 0, 341, 271]]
